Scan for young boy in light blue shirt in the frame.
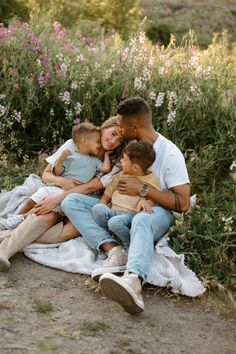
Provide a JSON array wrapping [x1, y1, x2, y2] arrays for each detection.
[[0, 122, 111, 230]]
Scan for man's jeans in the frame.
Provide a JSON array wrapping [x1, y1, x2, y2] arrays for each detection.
[[61, 193, 174, 280], [92, 203, 134, 251]]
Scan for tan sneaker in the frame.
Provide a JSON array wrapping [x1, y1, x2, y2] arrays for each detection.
[[99, 272, 144, 314], [92, 245, 127, 281]]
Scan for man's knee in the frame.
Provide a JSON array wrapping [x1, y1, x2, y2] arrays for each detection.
[[61, 193, 79, 212], [131, 212, 150, 227]]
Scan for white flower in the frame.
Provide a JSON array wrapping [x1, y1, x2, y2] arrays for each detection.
[[75, 102, 82, 114], [0, 104, 6, 116], [61, 63, 68, 74], [167, 110, 176, 124], [50, 108, 55, 116], [71, 82, 78, 89], [0, 94, 6, 100], [149, 91, 156, 101], [155, 92, 165, 107], [134, 77, 143, 91], [230, 160, 236, 171]]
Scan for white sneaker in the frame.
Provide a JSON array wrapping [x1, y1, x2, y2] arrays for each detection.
[[0, 214, 24, 231], [99, 272, 144, 314], [92, 245, 127, 281]]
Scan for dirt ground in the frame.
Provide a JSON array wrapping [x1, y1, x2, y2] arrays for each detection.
[[0, 254, 235, 354]]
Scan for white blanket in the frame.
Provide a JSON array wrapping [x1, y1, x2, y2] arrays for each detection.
[[25, 235, 206, 297], [0, 174, 45, 218], [0, 176, 205, 297]]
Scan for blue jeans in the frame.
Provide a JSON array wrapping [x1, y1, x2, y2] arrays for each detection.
[[92, 203, 134, 250], [61, 194, 174, 280], [61, 193, 115, 250], [127, 206, 174, 280]]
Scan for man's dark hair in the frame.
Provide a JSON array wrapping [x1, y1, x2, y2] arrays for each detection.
[[117, 97, 151, 116], [124, 142, 156, 171]]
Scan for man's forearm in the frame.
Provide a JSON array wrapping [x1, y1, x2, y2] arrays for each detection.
[[146, 185, 190, 213]]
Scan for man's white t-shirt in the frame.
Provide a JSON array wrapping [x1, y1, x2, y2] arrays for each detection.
[[150, 133, 190, 191]]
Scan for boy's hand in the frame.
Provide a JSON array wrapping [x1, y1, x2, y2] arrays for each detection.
[[138, 199, 153, 213]]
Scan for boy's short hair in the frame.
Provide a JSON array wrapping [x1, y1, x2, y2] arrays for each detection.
[[117, 97, 151, 116], [72, 122, 100, 144], [124, 142, 156, 171]]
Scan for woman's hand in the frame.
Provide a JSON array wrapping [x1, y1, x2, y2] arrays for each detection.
[[117, 177, 142, 196], [59, 177, 83, 191], [33, 194, 65, 215]]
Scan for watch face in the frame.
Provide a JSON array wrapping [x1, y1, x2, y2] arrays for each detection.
[[139, 184, 148, 197]]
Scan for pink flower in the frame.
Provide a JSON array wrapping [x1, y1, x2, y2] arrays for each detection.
[[40, 56, 49, 67], [55, 63, 61, 71], [13, 83, 19, 90], [73, 117, 80, 124], [51, 147, 58, 154], [22, 23, 29, 30], [38, 75, 45, 88], [9, 69, 17, 77], [53, 21, 61, 33]]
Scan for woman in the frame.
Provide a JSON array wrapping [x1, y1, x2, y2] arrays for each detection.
[[0, 116, 125, 271]]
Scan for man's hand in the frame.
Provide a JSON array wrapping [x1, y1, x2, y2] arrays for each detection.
[[117, 177, 142, 196], [33, 194, 65, 215], [138, 199, 153, 213], [59, 178, 83, 191]]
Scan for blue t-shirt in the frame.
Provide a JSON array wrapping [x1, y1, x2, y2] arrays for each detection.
[[51, 151, 103, 183]]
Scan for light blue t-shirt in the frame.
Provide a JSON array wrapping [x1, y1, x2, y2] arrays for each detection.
[[51, 151, 103, 184]]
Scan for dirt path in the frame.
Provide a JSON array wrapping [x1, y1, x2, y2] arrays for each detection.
[[0, 254, 235, 354]]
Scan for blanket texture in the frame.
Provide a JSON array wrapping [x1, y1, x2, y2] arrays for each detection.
[[0, 175, 205, 297], [0, 174, 45, 218]]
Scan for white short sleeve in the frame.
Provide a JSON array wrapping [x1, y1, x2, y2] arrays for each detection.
[[99, 163, 121, 188], [46, 139, 77, 166]]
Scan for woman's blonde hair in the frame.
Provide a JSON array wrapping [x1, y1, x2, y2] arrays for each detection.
[[101, 116, 127, 165]]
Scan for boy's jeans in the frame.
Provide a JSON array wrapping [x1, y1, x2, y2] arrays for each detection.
[[61, 193, 174, 280], [92, 203, 134, 251]]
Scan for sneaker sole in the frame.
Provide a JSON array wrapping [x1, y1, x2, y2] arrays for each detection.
[[99, 273, 144, 314], [92, 265, 126, 282]]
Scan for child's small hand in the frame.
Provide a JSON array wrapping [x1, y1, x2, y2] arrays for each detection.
[[138, 199, 153, 213]]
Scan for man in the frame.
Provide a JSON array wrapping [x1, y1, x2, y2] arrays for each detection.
[[97, 97, 190, 314], [61, 97, 190, 314]]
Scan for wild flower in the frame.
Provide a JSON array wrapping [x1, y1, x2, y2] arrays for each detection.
[[73, 118, 80, 125], [38, 75, 46, 88], [75, 102, 82, 114], [134, 77, 143, 91], [59, 91, 71, 104], [155, 92, 165, 107], [122, 87, 129, 98], [71, 82, 78, 89], [49, 108, 55, 116], [230, 160, 236, 171], [0, 94, 5, 100], [0, 104, 6, 116], [149, 91, 156, 101], [61, 63, 68, 74], [167, 110, 176, 124], [12, 110, 21, 122]]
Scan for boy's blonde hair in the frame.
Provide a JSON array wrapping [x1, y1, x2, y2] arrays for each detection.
[[72, 122, 100, 144]]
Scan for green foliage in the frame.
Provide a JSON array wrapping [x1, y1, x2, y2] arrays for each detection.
[[142, 0, 236, 47]]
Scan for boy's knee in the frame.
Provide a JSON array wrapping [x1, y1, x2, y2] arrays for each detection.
[[108, 217, 119, 232]]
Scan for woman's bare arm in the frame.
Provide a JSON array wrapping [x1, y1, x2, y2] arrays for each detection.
[[34, 177, 103, 215], [42, 164, 83, 190]]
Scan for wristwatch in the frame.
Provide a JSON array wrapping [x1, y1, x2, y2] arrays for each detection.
[[139, 183, 148, 197]]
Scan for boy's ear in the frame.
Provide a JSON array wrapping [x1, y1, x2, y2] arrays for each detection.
[[81, 136, 87, 145]]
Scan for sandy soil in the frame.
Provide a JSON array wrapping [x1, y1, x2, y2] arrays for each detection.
[[0, 254, 235, 354]]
